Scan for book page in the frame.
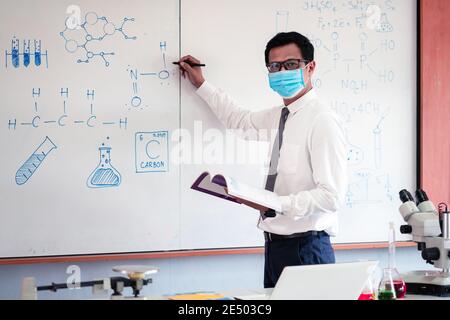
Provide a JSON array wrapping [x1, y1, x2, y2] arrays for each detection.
[[226, 177, 282, 212]]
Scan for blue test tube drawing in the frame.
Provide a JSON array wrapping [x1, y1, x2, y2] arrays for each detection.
[[11, 37, 20, 68], [23, 40, 30, 67], [15, 136, 57, 185], [34, 40, 41, 67], [5, 37, 48, 68]]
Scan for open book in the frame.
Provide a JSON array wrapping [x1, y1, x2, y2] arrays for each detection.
[[191, 171, 282, 212]]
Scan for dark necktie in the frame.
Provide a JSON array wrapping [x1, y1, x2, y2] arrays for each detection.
[[261, 107, 290, 219]]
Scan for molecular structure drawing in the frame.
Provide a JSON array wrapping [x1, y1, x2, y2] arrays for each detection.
[[60, 11, 137, 67], [126, 41, 172, 110]]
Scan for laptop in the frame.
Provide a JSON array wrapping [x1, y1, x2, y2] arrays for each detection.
[[235, 261, 379, 300]]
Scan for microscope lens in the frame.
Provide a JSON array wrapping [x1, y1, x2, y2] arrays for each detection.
[[415, 189, 429, 204], [399, 189, 414, 203]]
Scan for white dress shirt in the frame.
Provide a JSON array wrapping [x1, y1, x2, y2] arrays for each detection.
[[196, 81, 348, 237]]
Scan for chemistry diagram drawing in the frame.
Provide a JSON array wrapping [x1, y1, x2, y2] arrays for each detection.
[[292, 1, 399, 208], [60, 11, 137, 66], [373, 107, 390, 170], [126, 41, 172, 110], [87, 139, 122, 188], [276, 10, 289, 33], [15, 137, 57, 185], [367, 5, 394, 33], [7, 87, 128, 131], [5, 37, 48, 68], [135, 131, 169, 173], [376, 13, 394, 33]]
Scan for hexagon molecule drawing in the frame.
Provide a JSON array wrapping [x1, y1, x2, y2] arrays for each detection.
[[60, 11, 137, 67]]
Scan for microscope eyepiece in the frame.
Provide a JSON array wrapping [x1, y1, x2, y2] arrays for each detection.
[[415, 189, 429, 204], [399, 189, 414, 203]]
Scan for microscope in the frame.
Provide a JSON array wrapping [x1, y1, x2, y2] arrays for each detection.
[[398, 189, 450, 296]]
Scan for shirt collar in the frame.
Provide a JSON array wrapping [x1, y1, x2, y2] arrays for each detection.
[[285, 88, 317, 115]]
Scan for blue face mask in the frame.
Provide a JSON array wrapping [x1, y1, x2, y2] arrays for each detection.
[[268, 69, 306, 99]]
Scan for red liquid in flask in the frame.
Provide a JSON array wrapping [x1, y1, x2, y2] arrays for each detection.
[[358, 293, 374, 300], [393, 280, 406, 299]]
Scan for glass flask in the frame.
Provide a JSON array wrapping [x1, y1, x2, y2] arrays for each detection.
[[387, 222, 407, 298], [358, 277, 375, 300], [378, 268, 397, 300], [87, 146, 121, 188], [388, 267, 406, 299]]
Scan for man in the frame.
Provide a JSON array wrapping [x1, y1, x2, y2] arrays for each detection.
[[177, 32, 348, 288]]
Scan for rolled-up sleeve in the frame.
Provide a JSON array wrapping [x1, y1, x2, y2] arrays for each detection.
[[279, 113, 348, 219]]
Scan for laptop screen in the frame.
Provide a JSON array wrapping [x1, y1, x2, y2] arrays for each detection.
[[270, 261, 379, 300]]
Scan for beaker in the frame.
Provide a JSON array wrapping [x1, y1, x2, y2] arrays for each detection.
[[87, 146, 121, 188]]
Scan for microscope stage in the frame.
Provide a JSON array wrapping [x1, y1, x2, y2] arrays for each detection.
[[402, 271, 450, 297]]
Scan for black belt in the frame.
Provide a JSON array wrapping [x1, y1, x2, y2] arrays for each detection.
[[264, 231, 327, 242]]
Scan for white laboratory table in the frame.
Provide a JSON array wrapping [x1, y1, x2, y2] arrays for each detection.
[[143, 288, 450, 300]]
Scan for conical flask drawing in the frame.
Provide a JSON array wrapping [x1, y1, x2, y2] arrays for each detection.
[[87, 146, 121, 188], [377, 13, 393, 33]]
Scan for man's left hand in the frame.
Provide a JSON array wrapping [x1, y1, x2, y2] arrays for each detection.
[[224, 187, 269, 211], [234, 197, 269, 212]]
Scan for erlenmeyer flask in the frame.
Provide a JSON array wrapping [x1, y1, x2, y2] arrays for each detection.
[[87, 146, 121, 188], [389, 267, 406, 299], [358, 275, 376, 300], [387, 222, 407, 298], [378, 268, 397, 300]]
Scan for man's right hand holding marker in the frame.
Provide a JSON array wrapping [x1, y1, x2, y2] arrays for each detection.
[[177, 55, 206, 89]]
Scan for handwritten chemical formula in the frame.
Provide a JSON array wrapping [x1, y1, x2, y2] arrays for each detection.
[[7, 88, 128, 131], [126, 41, 173, 110], [287, 0, 403, 207]]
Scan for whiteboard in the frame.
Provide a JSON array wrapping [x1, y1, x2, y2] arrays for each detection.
[[180, 0, 417, 247], [0, 0, 181, 257], [0, 0, 416, 258]]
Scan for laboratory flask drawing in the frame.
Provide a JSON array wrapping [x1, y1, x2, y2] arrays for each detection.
[[15, 136, 57, 185], [376, 13, 394, 33], [87, 143, 122, 188]]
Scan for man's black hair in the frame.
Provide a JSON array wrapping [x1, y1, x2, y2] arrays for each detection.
[[265, 32, 314, 64]]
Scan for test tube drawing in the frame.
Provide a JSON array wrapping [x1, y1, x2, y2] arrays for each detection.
[[276, 10, 289, 33], [5, 37, 48, 68], [11, 37, 20, 68], [34, 40, 42, 67], [345, 189, 354, 208], [373, 126, 382, 169], [23, 40, 30, 67], [15, 136, 57, 185], [373, 109, 389, 170]]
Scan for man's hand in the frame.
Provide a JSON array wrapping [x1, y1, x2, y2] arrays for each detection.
[[224, 188, 269, 211], [177, 55, 205, 89], [234, 197, 269, 212]]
